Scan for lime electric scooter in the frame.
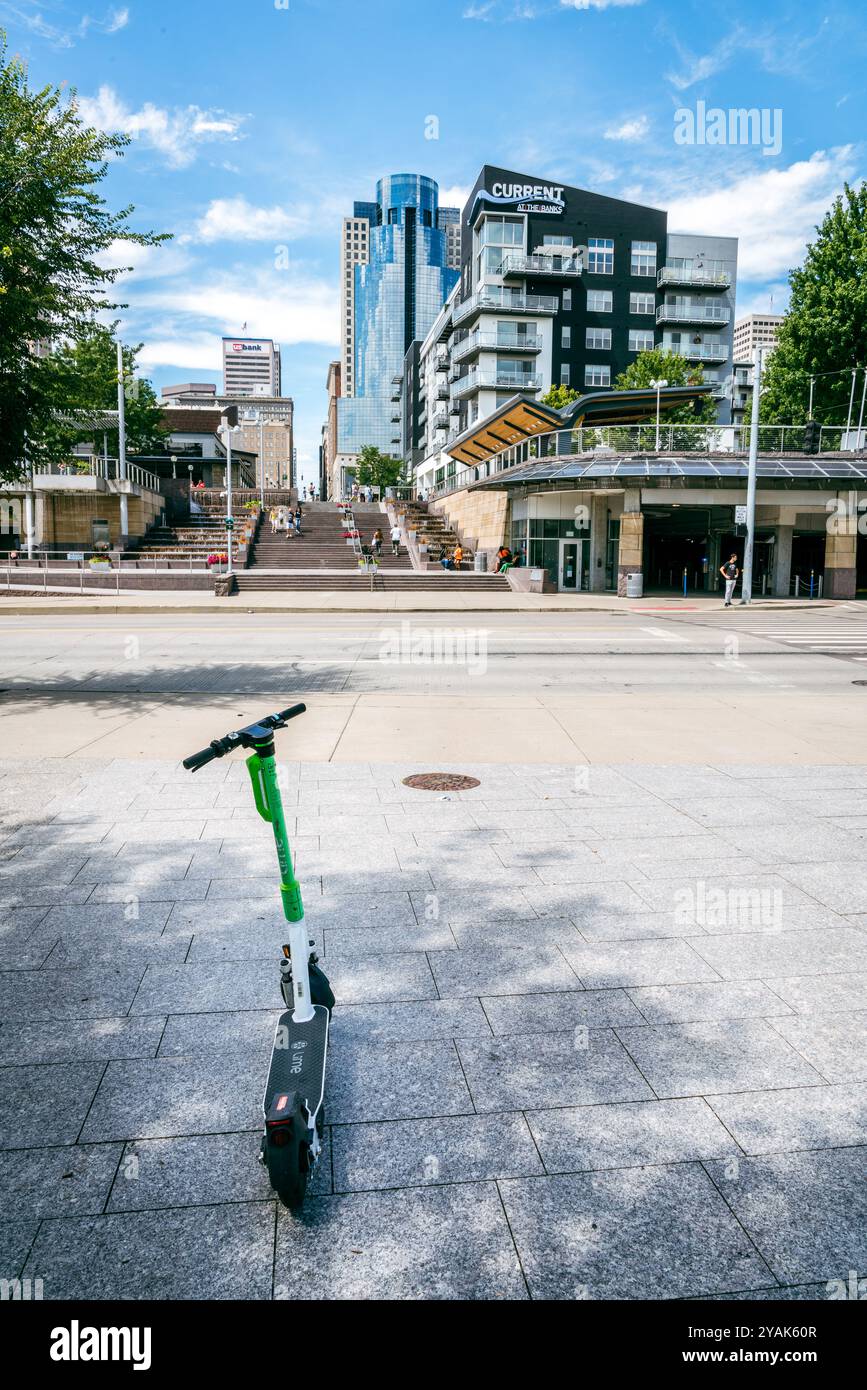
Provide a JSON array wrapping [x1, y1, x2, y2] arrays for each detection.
[[183, 703, 334, 1210]]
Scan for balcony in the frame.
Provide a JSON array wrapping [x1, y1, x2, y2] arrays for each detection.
[[432, 413, 449, 431], [451, 370, 542, 400], [667, 341, 730, 363], [656, 303, 731, 326], [452, 289, 558, 328], [657, 263, 731, 290], [499, 253, 583, 281], [436, 383, 450, 400], [452, 332, 543, 365]]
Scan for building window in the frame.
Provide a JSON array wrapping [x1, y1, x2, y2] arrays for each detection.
[[631, 241, 657, 276], [587, 289, 612, 313], [587, 237, 614, 274], [560, 365, 570, 386], [630, 292, 655, 315], [628, 330, 655, 353], [562, 288, 572, 311], [586, 327, 611, 351], [561, 326, 571, 349], [543, 234, 573, 246], [585, 365, 611, 387]]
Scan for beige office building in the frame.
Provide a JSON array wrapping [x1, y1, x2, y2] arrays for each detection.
[[733, 313, 784, 363]]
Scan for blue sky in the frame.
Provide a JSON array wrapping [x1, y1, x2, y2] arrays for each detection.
[[3, 0, 864, 484]]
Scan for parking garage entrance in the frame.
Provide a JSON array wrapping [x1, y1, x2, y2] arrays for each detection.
[[643, 505, 776, 595]]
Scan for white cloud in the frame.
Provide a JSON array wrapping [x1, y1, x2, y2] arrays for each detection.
[[0, 2, 131, 46], [437, 184, 471, 212], [136, 266, 339, 349], [665, 146, 859, 280], [135, 333, 222, 374], [97, 238, 191, 281], [462, 2, 495, 17], [604, 114, 649, 142], [193, 198, 312, 244], [561, 0, 645, 10], [75, 85, 246, 169]]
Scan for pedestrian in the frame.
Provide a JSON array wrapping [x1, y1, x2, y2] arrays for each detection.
[[453, 544, 463, 570], [269, 507, 278, 535], [390, 522, 401, 556], [294, 506, 303, 535], [720, 553, 739, 606], [440, 547, 453, 571], [366, 485, 373, 504], [371, 528, 383, 557]]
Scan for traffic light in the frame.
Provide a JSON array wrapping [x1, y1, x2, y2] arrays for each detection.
[[222, 406, 238, 427], [803, 420, 820, 454]]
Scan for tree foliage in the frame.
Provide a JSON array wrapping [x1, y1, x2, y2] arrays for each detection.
[[355, 444, 402, 490], [0, 35, 167, 480], [540, 384, 580, 410], [41, 324, 167, 460], [755, 183, 867, 432]]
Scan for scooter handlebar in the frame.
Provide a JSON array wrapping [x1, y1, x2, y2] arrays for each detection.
[[182, 741, 227, 772], [276, 703, 307, 723], [183, 704, 307, 772]]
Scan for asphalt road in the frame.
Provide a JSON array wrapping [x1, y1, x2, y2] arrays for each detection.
[[2, 605, 867, 697]]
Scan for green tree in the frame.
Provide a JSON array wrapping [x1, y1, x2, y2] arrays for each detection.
[[754, 183, 867, 443], [613, 347, 717, 449], [42, 324, 167, 460], [540, 384, 580, 410], [355, 444, 402, 492], [0, 36, 167, 480]]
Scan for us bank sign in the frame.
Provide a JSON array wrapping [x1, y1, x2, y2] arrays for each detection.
[[476, 182, 566, 216]]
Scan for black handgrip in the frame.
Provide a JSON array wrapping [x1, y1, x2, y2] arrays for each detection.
[[276, 703, 307, 722], [183, 743, 221, 772]]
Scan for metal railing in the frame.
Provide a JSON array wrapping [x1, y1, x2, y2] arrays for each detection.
[[452, 371, 542, 399], [28, 457, 161, 492], [657, 264, 731, 289], [665, 342, 730, 362], [451, 288, 559, 327], [452, 332, 543, 364], [422, 423, 861, 499], [656, 304, 731, 325], [498, 253, 583, 278]]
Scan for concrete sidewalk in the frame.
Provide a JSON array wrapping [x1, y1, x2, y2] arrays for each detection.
[[1, 755, 865, 1299], [0, 588, 844, 616]]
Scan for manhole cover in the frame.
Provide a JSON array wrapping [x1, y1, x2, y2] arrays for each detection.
[[402, 773, 481, 792]]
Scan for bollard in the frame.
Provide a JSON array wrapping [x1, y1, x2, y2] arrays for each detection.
[[683, 567, 688, 597], [795, 575, 800, 597], [809, 569, 815, 599]]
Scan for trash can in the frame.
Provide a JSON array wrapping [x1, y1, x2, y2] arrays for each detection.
[[626, 572, 643, 598], [474, 551, 487, 573]]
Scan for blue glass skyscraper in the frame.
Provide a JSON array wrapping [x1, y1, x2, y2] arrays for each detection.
[[338, 174, 459, 458]]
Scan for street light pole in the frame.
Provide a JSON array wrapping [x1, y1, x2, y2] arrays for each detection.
[[855, 367, 867, 451], [740, 345, 763, 606], [116, 340, 129, 543], [650, 378, 668, 451]]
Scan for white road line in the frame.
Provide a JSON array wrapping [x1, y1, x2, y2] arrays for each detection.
[[640, 627, 690, 642]]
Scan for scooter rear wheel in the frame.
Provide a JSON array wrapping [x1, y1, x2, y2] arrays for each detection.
[[264, 1093, 313, 1210]]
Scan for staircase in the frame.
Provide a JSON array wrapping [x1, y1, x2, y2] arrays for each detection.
[[236, 500, 508, 592], [401, 502, 475, 567], [247, 501, 411, 572]]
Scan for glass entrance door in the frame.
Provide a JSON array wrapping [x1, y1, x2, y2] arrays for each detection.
[[559, 539, 581, 591]]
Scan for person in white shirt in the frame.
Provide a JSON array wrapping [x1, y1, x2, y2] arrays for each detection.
[[390, 524, 401, 556]]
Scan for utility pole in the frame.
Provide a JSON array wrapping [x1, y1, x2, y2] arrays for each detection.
[[259, 417, 265, 509], [855, 367, 867, 451], [740, 346, 763, 605], [845, 367, 857, 445], [808, 376, 815, 421], [23, 432, 35, 561], [116, 340, 129, 543], [222, 406, 238, 577]]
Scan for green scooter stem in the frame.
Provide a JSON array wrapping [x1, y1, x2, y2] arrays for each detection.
[[246, 750, 303, 922]]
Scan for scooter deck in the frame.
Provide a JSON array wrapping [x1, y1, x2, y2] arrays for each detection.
[[264, 1005, 329, 1118]]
